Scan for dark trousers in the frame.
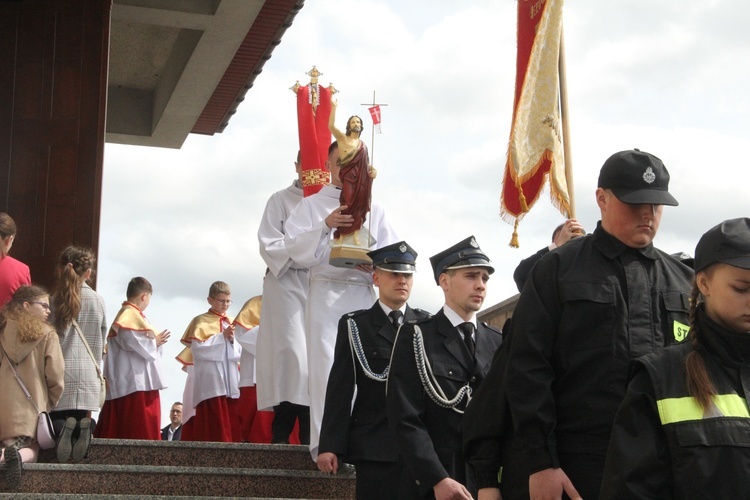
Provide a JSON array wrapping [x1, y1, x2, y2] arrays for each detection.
[[50, 409, 92, 439], [353, 460, 400, 500], [271, 402, 310, 444]]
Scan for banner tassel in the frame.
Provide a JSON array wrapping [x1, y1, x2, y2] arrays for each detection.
[[509, 219, 520, 248]]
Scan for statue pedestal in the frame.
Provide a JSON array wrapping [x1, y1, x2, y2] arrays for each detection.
[[329, 229, 374, 269]]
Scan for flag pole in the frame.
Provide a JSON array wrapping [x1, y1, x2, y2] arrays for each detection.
[[370, 91, 376, 167], [360, 91, 388, 246], [558, 22, 576, 218]]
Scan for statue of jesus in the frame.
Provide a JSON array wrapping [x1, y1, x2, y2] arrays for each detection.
[[328, 99, 376, 244]]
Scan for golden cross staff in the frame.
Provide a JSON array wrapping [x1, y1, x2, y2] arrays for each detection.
[[360, 91, 388, 169]]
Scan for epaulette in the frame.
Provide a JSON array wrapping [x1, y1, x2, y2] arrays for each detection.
[[412, 308, 432, 320], [406, 311, 433, 325], [345, 309, 369, 318]]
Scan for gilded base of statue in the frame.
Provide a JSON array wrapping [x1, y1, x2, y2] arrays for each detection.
[[329, 229, 375, 269]]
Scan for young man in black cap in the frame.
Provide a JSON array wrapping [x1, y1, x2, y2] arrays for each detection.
[[471, 150, 693, 500], [317, 241, 430, 499], [386, 236, 503, 500]]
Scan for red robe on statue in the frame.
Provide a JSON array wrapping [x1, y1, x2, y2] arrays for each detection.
[[336, 141, 371, 239]]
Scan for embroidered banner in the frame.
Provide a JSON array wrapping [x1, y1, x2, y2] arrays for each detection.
[[296, 83, 332, 196], [501, 0, 569, 246]]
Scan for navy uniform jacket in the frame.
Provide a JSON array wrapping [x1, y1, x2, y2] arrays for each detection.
[[386, 308, 503, 498], [319, 302, 430, 463]]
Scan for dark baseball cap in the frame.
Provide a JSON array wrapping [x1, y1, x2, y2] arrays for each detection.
[[367, 241, 417, 274], [598, 149, 678, 206], [694, 218, 750, 273], [429, 236, 494, 285]]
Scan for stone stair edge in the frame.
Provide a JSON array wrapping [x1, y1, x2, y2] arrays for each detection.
[[24, 462, 354, 479], [88, 439, 307, 451], [0, 495, 320, 500]]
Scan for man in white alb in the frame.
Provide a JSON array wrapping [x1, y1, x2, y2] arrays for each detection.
[[284, 141, 398, 458], [256, 152, 311, 444]]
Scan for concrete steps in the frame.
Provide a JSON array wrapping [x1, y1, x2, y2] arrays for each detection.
[[8, 439, 355, 499]]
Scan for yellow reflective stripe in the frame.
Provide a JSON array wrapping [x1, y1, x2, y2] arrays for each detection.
[[657, 394, 750, 425]]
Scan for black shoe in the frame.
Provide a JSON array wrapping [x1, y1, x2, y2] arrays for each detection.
[[56, 417, 76, 463], [4, 445, 22, 491], [71, 417, 91, 463]]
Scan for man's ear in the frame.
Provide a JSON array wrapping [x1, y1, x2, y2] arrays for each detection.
[[595, 187, 608, 211], [438, 272, 450, 292]]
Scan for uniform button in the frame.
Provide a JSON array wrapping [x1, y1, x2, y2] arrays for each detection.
[[448, 370, 453, 376], [415, 480, 421, 485], [372, 351, 377, 356], [470, 376, 476, 383]]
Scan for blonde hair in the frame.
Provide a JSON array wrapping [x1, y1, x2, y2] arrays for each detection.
[[51, 245, 95, 331], [1, 285, 51, 342]]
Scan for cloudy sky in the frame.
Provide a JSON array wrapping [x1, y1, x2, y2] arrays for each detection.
[[98, 0, 750, 424]]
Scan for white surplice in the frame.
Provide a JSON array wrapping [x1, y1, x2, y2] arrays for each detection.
[[103, 328, 167, 400], [284, 183, 398, 458], [255, 181, 310, 410], [182, 331, 242, 424], [236, 324, 259, 387]]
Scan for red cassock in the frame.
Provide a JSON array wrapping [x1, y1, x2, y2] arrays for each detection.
[[95, 390, 161, 440]]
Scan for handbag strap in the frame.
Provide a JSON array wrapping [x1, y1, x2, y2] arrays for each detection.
[[1, 349, 42, 414], [72, 319, 105, 383]]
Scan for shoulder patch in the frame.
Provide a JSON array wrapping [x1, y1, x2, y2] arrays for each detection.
[[407, 312, 433, 325], [346, 309, 368, 318]]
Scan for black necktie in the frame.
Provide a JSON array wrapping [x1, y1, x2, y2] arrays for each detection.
[[459, 322, 475, 356], [389, 310, 403, 329]]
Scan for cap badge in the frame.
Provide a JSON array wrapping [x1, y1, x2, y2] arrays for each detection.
[[399, 243, 407, 253], [643, 166, 656, 184], [470, 237, 479, 248]]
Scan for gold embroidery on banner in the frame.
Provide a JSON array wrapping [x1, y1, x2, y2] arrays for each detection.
[[302, 169, 331, 187]]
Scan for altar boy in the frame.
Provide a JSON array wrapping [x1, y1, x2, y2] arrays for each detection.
[[177, 281, 241, 442], [95, 277, 169, 439]]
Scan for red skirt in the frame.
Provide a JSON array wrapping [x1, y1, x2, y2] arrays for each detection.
[[235, 386, 274, 443], [180, 396, 233, 442], [94, 390, 161, 440]]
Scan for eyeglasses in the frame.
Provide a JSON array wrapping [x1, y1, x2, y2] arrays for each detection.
[[211, 298, 232, 306], [31, 302, 50, 310]]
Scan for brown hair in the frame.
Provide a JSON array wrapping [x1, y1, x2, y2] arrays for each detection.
[[0, 213, 17, 258], [51, 245, 96, 331], [0, 285, 51, 342], [684, 270, 717, 411], [345, 115, 364, 136], [127, 277, 153, 300]]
